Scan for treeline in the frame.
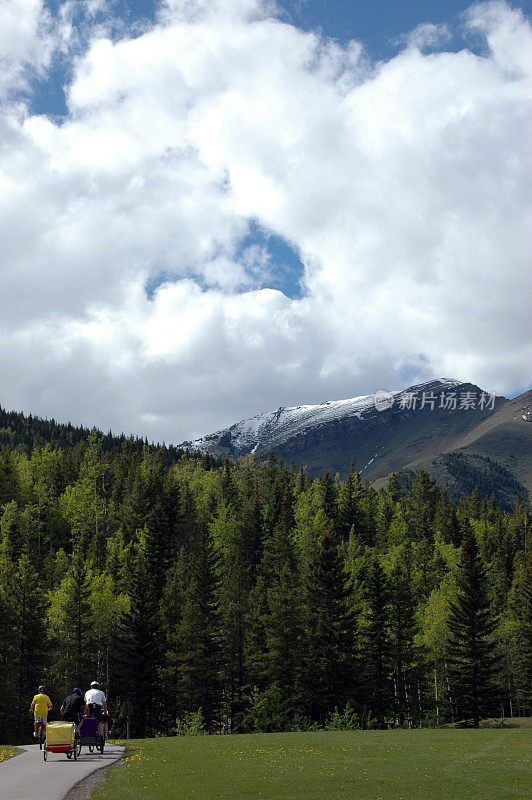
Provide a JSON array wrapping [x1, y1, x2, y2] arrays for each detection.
[[0, 434, 530, 743], [0, 404, 200, 465], [441, 451, 528, 509]]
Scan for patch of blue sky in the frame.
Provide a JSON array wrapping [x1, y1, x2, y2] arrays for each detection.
[[281, 0, 514, 56], [30, 1, 530, 118], [144, 223, 305, 301], [145, 270, 209, 299], [238, 222, 305, 299], [30, 1, 158, 117]]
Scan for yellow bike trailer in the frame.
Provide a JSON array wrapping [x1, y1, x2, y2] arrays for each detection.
[[43, 722, 78, 761]]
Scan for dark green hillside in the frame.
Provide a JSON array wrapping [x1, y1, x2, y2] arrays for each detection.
[[390, 452, 529, 512], [370, 390, 532, 510], [0, 412, 530, 744], [463, 420, 532, 496], [0, 404, 205, 466]]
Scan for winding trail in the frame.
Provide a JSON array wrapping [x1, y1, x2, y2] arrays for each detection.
[[0, 743, 124, 800]]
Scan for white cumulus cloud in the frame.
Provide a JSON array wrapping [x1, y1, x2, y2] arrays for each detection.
[[0, 0, 531, 442]]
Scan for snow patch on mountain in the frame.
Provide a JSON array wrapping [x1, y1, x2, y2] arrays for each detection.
[[185, 378, 462, 455]]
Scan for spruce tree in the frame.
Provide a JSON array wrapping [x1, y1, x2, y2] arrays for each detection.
[[211, 500, 254, 729], [161, 526, 219, 729], [336, 464, 359, 541], [47, 545, 94, 693], [0, 520, 17, 741], [446, 536, 500, 726], [301, 531, 355, 723], [388, 545, 426, 726], [320, 472, 337, 524], [359, 555, 392, 728], [406, 470, 438, 540], [10, 549, 48, 741], [433, 489, 460, 546], [386, 472, 403, 503], [114, 528, 161, 736], [503, 555, 532, 715], [244, 523, 302, 730], [519, 557, 532, 714]]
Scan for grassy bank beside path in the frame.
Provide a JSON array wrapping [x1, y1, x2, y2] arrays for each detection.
[[0, 746, 20, 763], [92, 729, 531, 800]]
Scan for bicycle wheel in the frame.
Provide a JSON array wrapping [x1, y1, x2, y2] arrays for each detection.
[[43, 749, 47, 762], [88, 744, 94, 753], [39, 726, 44, 750], [67, 751, 72, 759]]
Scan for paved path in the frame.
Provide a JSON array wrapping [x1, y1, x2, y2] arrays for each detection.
[[0, 743, 124, 800]]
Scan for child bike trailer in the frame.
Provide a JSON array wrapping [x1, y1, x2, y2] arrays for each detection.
[[43, 722, 77, 761], [78, 716, 105, 754]]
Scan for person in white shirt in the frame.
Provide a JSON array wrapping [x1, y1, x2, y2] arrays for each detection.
[[85, 681, 108, 734]]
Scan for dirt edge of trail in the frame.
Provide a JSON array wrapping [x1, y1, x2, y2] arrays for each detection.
[[62, 756, 124, 800]]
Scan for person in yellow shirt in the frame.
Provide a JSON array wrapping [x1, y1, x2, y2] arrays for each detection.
[[29, 685, 52, 738]]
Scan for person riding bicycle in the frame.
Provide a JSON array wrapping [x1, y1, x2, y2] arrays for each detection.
[[84, 681, 107, 734], [60, 688, 86, 729], [101, 692, 111, 739], [29, 686, 52, 739]]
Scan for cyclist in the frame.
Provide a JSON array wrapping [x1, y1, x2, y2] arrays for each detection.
[[84, 681, 107, 735], [29, 685, 52, 739], [60, 688, 86, 729], [101, 693, 110, 740]]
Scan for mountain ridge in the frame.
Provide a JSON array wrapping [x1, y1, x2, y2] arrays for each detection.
[[183, 378, 465, 456], [180, 378, 531, 509]]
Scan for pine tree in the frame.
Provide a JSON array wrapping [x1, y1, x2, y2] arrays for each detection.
[[320, 472, 337, 525], [210, 502, 253, 729], [359, 556, 392, 728], [47, 546, 94, 694], [519, 557, 532, 714], [386, 473, 403, 502], [301, 531, 355, 723], [433, 489, 460, 546], [0, 519, 17, 741], [114, 528, 161, 736], [161, 526, 219, 730], [10, 549, 48, 742], [336, 464, 359, 541], [446, 536, 500, 726], [244, 523, 302, 730], [406, 470, 438, 540], [388, 545, 426, 726]]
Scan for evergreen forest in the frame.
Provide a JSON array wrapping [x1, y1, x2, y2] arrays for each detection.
[[0, 427, 530, 743]]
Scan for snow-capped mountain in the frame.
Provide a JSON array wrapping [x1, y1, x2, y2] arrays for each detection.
[[182, 378, 473, 462], [181, 378, 531, 506]]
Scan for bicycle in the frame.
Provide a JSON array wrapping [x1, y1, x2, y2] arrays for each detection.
[[34, 717, 46, 750]]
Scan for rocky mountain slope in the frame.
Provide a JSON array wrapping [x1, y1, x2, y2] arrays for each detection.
[[182, 379, 531, 508]]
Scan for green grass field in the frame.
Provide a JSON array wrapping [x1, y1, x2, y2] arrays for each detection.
[[0, 746, 19, 763], [93, 729, 531, 800]]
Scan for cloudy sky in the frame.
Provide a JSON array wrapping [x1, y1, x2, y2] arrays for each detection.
[[1, 0, 531, 443]]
